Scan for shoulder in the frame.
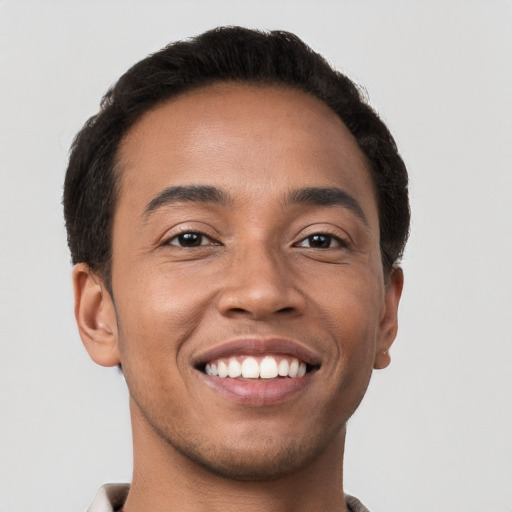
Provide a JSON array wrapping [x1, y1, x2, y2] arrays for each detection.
[[87, 483, 130, 512], [346, 494, 372, 512]]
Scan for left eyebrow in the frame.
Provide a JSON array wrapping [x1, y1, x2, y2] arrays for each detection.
[[285, 187, 368, 226]]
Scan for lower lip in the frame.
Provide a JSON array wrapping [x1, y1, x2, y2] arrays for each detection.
[[199, 373, 313, 406]]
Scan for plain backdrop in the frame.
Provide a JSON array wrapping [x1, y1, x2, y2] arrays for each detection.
[[1, 1, 511, 511]]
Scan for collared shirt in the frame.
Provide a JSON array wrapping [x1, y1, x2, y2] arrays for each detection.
[[87, 483, 372, 512]]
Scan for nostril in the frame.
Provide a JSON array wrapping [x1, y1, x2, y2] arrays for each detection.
[[277, 307, 296, 314], [229, 307, 248, 314]]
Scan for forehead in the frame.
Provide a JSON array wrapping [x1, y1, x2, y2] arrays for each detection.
[[116, 83, 377, 220]]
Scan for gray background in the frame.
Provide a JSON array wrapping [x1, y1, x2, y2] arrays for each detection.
[[1, 1, 511, 510]]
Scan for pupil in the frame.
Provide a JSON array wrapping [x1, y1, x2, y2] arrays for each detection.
[[179, 233, 201, 246], [310, 235, 330, 248]]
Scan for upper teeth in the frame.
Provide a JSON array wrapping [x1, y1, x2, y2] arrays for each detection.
[[205, 355, 307, 379]]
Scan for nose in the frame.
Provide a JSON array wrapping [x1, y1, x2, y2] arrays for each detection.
[[217, 245, 306, 320]]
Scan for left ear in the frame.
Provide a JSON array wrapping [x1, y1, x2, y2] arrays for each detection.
[[374, 266, 404, 370]]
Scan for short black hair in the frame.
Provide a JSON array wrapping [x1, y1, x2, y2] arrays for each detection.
[[63, 26, 410, 289]]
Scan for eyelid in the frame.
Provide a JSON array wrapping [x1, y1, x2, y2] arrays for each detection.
[[160, 225, 222, 247], [295, 234, 350, 251], [167, 233, 216, 247], [292, 224, 354, 248], [295, 234, 346, 248]]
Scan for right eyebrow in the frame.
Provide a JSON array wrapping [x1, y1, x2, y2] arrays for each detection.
[[141, 185, 231, 220]]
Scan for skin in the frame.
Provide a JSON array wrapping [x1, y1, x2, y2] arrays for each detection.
[[73, 83, 403, 511]]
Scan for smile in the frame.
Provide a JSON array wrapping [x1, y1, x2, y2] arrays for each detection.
[[195, 338, 321, 405], [204, 355, 310, 379]]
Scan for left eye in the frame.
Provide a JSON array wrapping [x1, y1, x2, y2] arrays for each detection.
[[167, 232, 215, 247], [296, 234, 342, 249]]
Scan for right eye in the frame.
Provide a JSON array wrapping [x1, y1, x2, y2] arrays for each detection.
[[166, 232, 216, 247]]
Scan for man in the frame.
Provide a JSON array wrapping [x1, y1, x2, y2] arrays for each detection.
[[64, 26, 409, 512]]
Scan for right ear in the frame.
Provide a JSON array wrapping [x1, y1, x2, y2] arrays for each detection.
[[72, 263, 120, 367]]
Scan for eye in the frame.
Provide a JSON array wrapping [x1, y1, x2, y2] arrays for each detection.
[[296, 234, 345, 249], [167, 232, 217, 247]]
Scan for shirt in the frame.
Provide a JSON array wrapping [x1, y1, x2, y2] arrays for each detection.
[[87, 483, 372, 511]]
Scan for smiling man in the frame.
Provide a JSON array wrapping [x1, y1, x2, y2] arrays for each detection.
[[64, 27, 409, 512]]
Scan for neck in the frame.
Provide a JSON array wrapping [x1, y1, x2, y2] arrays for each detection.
[[123, 399, 349, 512]]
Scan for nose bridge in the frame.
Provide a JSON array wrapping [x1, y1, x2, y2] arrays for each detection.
[[218, 237, 304, 318]]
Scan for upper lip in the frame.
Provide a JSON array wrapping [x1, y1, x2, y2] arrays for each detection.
[[193, 337, 323, 368]]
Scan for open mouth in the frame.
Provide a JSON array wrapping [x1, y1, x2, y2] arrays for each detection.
[[200, 354, 320, 380], [194, 339, 322, 405]]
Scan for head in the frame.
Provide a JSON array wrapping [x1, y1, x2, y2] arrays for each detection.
[[63, 26, 409, 290], [64, 27, 409, 482]]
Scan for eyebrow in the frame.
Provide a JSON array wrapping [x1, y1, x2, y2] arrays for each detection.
[[142, 184, 368, 226], [142, 185, 231, 219], [286, 187, 368, 226]]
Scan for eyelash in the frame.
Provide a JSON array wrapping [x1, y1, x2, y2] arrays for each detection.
[[294, 232, 350, 250], [165, 231, 219, 248], [164, 230, 350, 250]]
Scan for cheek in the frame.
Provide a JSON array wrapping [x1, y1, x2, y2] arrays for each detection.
[[113, 271, 204, 422], [326, 296, 381, 419], [113, 265, 212, 374], [314, 261, 383, 330], [315, 266, 384, 376], [113, 259, 233, 410]]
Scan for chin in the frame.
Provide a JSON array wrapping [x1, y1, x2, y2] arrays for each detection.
[[167, 428, 337, 482]]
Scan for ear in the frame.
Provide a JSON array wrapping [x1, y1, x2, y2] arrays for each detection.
[[373, 266, 404, 370], [72, 263, 120, 367]]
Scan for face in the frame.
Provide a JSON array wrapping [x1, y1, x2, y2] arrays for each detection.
[[79, 83, 402, 480]]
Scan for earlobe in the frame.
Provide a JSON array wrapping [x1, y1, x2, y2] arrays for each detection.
[[72, 263, 120, 367], [374, 266, 404, 370]]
